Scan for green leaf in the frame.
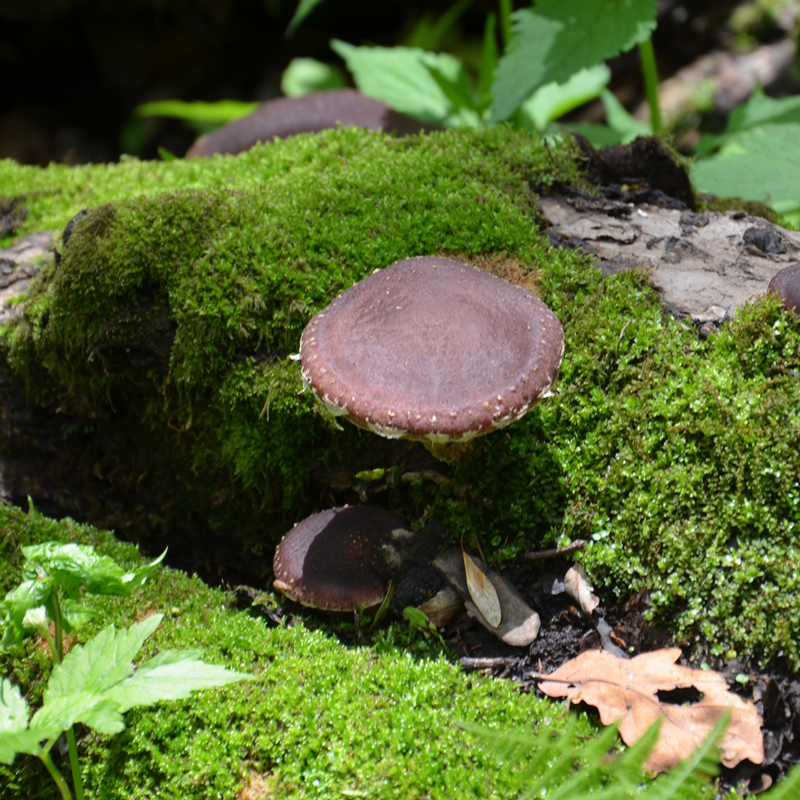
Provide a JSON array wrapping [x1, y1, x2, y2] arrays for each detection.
[[521, 64, 611, 130], [696, 85, 800, 156], [286, 0, 327, 38], [477, 13, 498, 108], [403, 0, 474, 51], [331, 40, 471, 126], [280, 58, 348, 97], [601, 89, 651, 142], [490, 0, 658, 121], [22, 542, 166, 598], [133, 100, 260, 133], [0, 577, 53, 651], [31, 692, 125, 737], [104, 648, 256, 713], [45, 615, 164, 705], [692, 122, 800, 214]]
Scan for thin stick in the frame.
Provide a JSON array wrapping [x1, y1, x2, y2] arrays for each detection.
[[523, 540, 586, 562]]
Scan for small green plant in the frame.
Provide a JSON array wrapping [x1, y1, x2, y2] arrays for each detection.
[[0, 541, 255, 800]]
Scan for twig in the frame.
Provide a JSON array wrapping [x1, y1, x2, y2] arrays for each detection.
[[523, 540, 586, 562], [459, 656, 512, 671]]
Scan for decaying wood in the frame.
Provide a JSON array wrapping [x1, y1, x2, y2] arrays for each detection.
[[539, 196, 800, 327], [434, 547, 541, 647]]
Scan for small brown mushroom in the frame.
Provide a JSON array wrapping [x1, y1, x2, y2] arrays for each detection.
[[273, 505, 403, 611], [768, 263, 800, 315], [299, 255, 564, 457], [186, 89, 437, 158]]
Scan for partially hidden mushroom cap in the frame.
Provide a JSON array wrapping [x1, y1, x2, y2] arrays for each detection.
[[186, 89, 439, 158], [299, 256, 565, 444], [768, 263, 800, 315], [273, 506, 402, 611]]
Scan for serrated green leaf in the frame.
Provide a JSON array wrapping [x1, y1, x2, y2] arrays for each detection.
[[491, 0, 658, 121], [31, 692, 124, 737], [45, 615, 164, 705], [521, 64, 610, 130], [331, 40, 465, 125], [22, 542, 165, 598], [692, 123, 800, 214], [105, 648, 256, 713]]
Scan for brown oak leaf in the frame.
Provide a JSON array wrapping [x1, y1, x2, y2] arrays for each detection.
[[535, 647, 764, 774]]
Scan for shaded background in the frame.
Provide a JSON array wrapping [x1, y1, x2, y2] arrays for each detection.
[[0, 0, 781, 164]]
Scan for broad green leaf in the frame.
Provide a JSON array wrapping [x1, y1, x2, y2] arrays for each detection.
[[45, 615, 164, 704], [133, 100, 260, 133], [22, 542, 165, 598], [281, 58, 348, 97], [491, 0, 658, 121], [59, 597, 96, 632], [692, 123, 800, 215], [105, 648, 256, 713], [31, 691, 124, 737], [286, 0, 327, 37], [331, 40, 468, 126], [696, 85, 800, 156], [521, 64, 611, 130], [561, 122, 626, 147]]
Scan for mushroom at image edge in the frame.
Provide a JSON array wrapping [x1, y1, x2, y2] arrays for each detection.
[[273, 505, 403, 611], [299, 255, 565, 459], [768, 263, 800, 315]]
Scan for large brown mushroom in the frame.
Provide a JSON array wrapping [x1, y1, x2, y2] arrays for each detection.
[[273, 505, 403, 611], [186, 89, 437, 158], [299, 256, 564, 458], [768, 263, 800, 315]]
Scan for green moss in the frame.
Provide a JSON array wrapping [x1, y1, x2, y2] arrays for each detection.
[[0, 501, 610, 800]]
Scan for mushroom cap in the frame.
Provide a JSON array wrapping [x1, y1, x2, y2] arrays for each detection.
[[299, 256, 564, 443], [768, 263, 800, 314], [186, 89, 438, 158], [273, 505, 401, 611]]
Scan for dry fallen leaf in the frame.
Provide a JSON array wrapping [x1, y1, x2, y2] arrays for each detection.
[[534, 647, 764, 774], [462, 547, 501, 628], [564, 562, 600, 614]]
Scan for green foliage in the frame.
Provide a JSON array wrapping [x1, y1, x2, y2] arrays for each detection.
[[489, 0, 658, 121], [133, 99, 261, 134], [0, 540, 165, 652], [280, 57, 348, 97], [692, 87, 800, 218], [0, 536, 252, 800]]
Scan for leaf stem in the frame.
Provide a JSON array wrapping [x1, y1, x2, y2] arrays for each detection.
[[38, 748, 74, 800], [65, 726, 86, 800], [51, 591, 64, 663], [498, 0, 513, 50], [638, 35, 662, 134]]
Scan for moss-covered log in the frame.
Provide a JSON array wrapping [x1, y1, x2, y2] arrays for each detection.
[[2, 126, 800, 667]]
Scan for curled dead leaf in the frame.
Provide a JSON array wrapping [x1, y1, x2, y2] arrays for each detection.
[[533, 647, 764, 774], [462, 547, 502, 628]]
